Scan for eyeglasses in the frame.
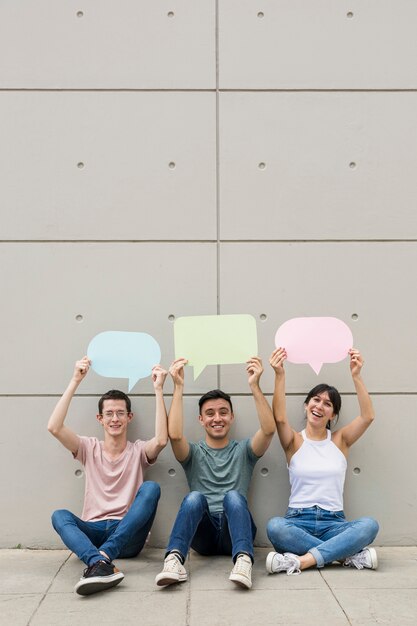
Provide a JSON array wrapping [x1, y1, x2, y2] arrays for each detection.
[[101, 411, 129, 420]]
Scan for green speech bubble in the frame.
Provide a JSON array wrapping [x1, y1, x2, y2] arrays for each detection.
[[174, 314, 258, 379]]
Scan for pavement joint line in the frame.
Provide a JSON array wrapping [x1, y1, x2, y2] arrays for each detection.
[[26, 552, 72, 626], [319, 570, 352, 625], [185, 552, 192, 626]]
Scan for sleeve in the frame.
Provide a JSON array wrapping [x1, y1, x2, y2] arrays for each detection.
[[134, 439, 153, 468], [180, 441, 195, 470], [73, 435, 94, 465], [245, 438, 261, 463]]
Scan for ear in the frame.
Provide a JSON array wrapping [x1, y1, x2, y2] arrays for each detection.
[[198, 414, 204, 426], [96, 413, 104, 425], [230, 412, 235, 423], [127, 412, 133, 423]]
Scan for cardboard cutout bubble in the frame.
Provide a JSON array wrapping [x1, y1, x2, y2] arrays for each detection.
[[174, 314, 258, 380], [87, 331, 161, 391], [275, 317, 353, 374]]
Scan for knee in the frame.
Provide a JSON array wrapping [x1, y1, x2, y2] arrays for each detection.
[[223, 490, 246, 511], [358, 517, 379, 540], [266, 517, 288, 543], [138, 481, 161, 503], [51, 509, 72, 531], [182, 491, 207, 512]]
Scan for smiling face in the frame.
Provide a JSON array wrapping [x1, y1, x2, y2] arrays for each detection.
[[305, 391, 335, 427], [199, 398, 234, 446], [97, 399, 132, 439]]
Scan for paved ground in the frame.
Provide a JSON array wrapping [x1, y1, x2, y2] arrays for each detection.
[[1, 547, 416, 625]]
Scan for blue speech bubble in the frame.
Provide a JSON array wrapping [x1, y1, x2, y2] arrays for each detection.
[[87, 331, 161, 391]]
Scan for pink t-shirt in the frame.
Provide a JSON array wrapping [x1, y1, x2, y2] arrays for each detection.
[[75, 436, 152, 522]]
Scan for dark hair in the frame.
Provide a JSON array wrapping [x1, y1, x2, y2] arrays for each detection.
[[198, 389, 233, 414], [98, 390, 131, 414], [304, 383, 341, 430]]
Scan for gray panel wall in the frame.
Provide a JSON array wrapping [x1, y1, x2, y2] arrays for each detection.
[[0, 1, 415, 549]]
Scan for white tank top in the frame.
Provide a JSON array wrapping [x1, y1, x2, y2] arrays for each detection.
[[288, 429, 347, 511]]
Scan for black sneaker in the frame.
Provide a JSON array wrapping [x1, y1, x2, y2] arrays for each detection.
[[74, 560, 124, 596]]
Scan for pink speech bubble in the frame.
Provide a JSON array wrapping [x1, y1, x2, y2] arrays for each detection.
[[275, 317, 353, 374]]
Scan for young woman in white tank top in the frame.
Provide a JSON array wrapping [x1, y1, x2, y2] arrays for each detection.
[[265, 348, 379, 575]]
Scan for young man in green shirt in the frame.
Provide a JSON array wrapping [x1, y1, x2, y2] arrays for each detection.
[[155, 356, 275, 589]]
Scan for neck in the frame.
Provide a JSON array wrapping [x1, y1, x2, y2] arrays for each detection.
[[305, 424, 328, 441], [103, 433, 128, 455], [205, 434, 230, 449]]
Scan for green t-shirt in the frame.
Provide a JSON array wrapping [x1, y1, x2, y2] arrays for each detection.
[[181, 439, 260, 513]]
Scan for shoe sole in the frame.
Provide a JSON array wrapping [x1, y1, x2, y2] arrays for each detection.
[[229, 573, 252, 589], [74, 572, 124, 596], [265, 551, 277, 574], [367, 547, 378, 570], [155, 572, 187, 587]]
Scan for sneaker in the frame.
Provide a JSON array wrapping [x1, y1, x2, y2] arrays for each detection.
[[74, 560, 124, 596], [229, 554, 252, 589], [266, 551, 301, 575], [344, 547, 378, 570], [155, 553, 188, 586]]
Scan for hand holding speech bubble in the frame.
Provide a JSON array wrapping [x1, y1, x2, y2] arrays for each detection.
[[87, 331, 161, 391], [174, 314, 258, 380], [275, 317, 353, 375]]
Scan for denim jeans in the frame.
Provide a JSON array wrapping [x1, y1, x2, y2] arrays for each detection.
[[167, 490, 257, 562], [52, 481, 160, 566], [267, 506, 379, 568]]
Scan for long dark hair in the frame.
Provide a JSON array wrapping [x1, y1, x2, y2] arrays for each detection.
[[304, 383, 341, 429]]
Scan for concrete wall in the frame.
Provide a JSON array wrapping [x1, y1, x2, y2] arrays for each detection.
[[1, 1, 416, 548]]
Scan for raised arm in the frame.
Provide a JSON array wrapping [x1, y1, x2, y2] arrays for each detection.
[[47, 356, 90, 454], [269, 348, 297, 456], [144, 365, 169, 462], [336, 349, 375, 449], [167, 358, 190, 462], [248, 357, 276, 457]]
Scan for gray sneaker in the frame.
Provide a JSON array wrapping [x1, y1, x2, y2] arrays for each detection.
[[266, 552, 301, 575], [155, 553, 188, 586], [344, 547, 378, 570], [229, 554, 252, 589]]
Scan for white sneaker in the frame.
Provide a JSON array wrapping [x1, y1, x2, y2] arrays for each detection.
[[344, 547, 378, 570], [266, 551, 301, 575], [229, 554, 252, 589], [155, 553, 188, 586]]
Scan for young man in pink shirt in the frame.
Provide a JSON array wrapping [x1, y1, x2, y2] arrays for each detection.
[[48, 356, 168, 595]]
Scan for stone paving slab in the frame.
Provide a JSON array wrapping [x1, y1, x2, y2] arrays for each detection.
[[320, 546, 417, 589], [0, 594, 42, 626], [336, 588, 417, 625], [0, 547, 416, 625]]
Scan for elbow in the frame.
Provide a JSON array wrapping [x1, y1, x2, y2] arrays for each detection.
[[156, 435, 169, 448], [263, 425, 276, 438], [168, 431, 183, 442], [366, 412, 375, 425], [47, 423, 59, 437]]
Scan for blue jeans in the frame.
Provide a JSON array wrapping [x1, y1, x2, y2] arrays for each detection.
[[267, 506, 379, 568], [167, 490, 257, 562], [52, 481, 160, 566]]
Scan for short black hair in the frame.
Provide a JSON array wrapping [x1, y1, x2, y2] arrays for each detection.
[[98, 390, 131, 414], [304, 383, 341, 430], [198, 389, 233, 414]]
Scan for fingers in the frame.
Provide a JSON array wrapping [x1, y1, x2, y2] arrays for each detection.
[[76, 356, 91, 375], [169, 357, 188, 382], [151, 364, 168, 386], [269, 347, 287, 369]]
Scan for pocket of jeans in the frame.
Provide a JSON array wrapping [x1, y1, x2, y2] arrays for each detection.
[[285, 507, 301, 518], [331, 510, 346, 520]]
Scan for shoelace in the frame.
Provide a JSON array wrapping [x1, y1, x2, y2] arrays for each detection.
[[165, 555, 182, 572], [82, 560, 108, 577], [233, 556, 251, 574], [283, 555, 301, 576], [345, 553, 366, 569]]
